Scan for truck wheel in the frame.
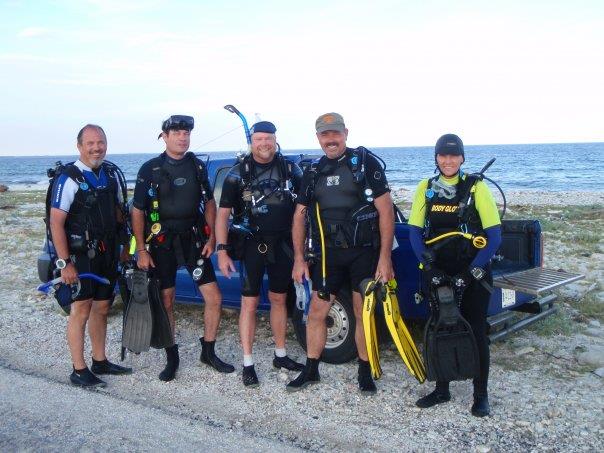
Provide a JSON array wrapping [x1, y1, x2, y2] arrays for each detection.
[[292, 289, 357, 364]]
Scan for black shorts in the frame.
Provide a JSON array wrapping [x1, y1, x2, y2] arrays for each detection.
[[150, 234, 217, 290], [310, 247, 378, 296], [72, 246, 118, 302], [240, 237, 293, 297]]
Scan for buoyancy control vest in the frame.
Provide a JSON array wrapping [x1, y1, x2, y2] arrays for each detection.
[[237, 152, 296, 234], [306, 147, 380, 249], [45, 161, 127, 255], [423, 172, 484, 266], [145, 152, 211, 250]]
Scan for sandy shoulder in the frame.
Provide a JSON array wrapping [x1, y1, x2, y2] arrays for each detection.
[[0, 190, 602, 451]]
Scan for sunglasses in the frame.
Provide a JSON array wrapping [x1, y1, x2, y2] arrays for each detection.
[[162, 115, 194, 132]]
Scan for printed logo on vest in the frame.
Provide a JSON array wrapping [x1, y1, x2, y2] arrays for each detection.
[[431, 204, 458, 213], [173, 177, 187, 186], [326, 175, 340, 186]]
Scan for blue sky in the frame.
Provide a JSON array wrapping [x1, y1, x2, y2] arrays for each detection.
[[0, 0, 602, 156]]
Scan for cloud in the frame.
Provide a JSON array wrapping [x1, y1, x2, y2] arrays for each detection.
[[17, 27, 49, 38]]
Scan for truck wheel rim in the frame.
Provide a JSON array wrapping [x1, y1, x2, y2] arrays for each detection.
[[325, 299, 349, 349]]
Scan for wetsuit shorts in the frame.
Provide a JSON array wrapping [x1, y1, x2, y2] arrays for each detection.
[[240, 237, 294, 297], [310, 246, 378, 296], [150, 233, 217, 290], [72, 240, 118, 302]]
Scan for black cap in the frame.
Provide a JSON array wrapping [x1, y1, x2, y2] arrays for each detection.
[[250, 121, 276, 134], [435, 134, 464, 157]]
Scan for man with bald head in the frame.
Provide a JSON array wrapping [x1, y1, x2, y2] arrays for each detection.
[[50, 124, 131, 387]]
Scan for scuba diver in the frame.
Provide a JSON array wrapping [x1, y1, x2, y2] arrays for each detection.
[[287, 112, 395, 394], [131, 115, 235, 382], [215, 121, 305, 387], [408, 133, 502, 417], [48, 124, 131, 387]]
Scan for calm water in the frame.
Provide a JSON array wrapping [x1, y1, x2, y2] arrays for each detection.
[[1, 143, 602, 192]]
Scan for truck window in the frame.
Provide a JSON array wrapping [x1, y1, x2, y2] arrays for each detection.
[[212, 166, 231, 203]]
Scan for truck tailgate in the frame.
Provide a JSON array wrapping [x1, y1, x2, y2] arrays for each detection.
[[494, 268, 584, 296]]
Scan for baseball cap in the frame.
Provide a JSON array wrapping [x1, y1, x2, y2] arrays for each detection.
[[315, 112, 346, 133]]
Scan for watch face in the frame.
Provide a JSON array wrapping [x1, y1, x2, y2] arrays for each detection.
[[56, 259, 66, 269], [471, 267, 484, 280]]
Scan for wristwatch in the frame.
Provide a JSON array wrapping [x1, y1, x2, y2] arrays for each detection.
[[216, 244, 231, 252], [56, 257, 72, 269], [470, 267, 485, 281]]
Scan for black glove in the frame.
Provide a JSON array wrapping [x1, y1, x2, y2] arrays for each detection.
[[423, 266, 447, 286]]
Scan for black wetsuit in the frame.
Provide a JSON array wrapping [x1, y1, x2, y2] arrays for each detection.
[[219, 155, 302, 297], [50, 160, 124, 301], [415, 176, 499, 396], [296, 148, 390, 295], [133, 152, 216, 289]]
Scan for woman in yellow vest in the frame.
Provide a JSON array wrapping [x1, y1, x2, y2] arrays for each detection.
[[408, 134, 501, 417]]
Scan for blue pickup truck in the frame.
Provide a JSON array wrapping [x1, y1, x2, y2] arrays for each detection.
[[38, 154, 583, 364]]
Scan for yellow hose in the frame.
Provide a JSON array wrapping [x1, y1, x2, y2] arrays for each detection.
[[315, 202, 327, 285], [425, 231, 486, 249]]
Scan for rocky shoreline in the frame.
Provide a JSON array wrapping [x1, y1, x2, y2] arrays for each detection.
[[0, 189, 602, 451]]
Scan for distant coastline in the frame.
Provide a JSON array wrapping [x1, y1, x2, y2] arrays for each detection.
[[1, 142, 603, 192]]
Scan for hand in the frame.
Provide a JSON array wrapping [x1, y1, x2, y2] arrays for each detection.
[[217, 251, 236, 279], [61, 263, 79, 285], [292, 258, 310, 284], [136, 249, 155, 271], [201, 236, 215, 258], [374, 257, 394, 283]]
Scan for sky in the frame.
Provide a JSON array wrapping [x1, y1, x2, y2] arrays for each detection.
[[0, 0, 602, 156]]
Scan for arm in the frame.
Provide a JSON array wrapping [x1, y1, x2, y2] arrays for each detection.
[[215, 206, 236, 278], [470, 225, 502, 269], [470, 180, 503, 270], [131, 206, 154, 270], [201, 199, 217, 257], [373, 192, 395, 282], [409, 225, 428, 264], [291, 203, 309, 283], [49, 207, 78, 285]]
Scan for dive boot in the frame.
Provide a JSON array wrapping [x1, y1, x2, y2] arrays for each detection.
[[286, 358, 320, 392], [471, 394, 490, 417], [273, 355, 305, 372], [159, 344, 179, 382], [358, 359, 377, 395], [199, 337, 235, 373], [70, 367, 106, 388], [91, 358, 132, 375], [242, 365, 259, 387], [415, 382, 451, 408]]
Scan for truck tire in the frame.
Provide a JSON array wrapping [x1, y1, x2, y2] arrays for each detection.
[[292, 289, 357, 364]]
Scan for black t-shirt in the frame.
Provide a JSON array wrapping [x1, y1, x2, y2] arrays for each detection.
[[296, 147, 389, 222], [133, 152, 213, 228], [219, 155, 303, 233]]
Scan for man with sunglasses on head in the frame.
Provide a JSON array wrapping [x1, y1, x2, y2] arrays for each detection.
[[131, 115, 234, 382]]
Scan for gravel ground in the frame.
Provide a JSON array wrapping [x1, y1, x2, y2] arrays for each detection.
[[0, 189, 602, 452]]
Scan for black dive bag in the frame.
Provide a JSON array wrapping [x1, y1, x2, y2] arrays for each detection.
[[423, 282, 480, 382]]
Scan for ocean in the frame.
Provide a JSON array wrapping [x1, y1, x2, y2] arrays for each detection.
[[0, 142, 602, 192]]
